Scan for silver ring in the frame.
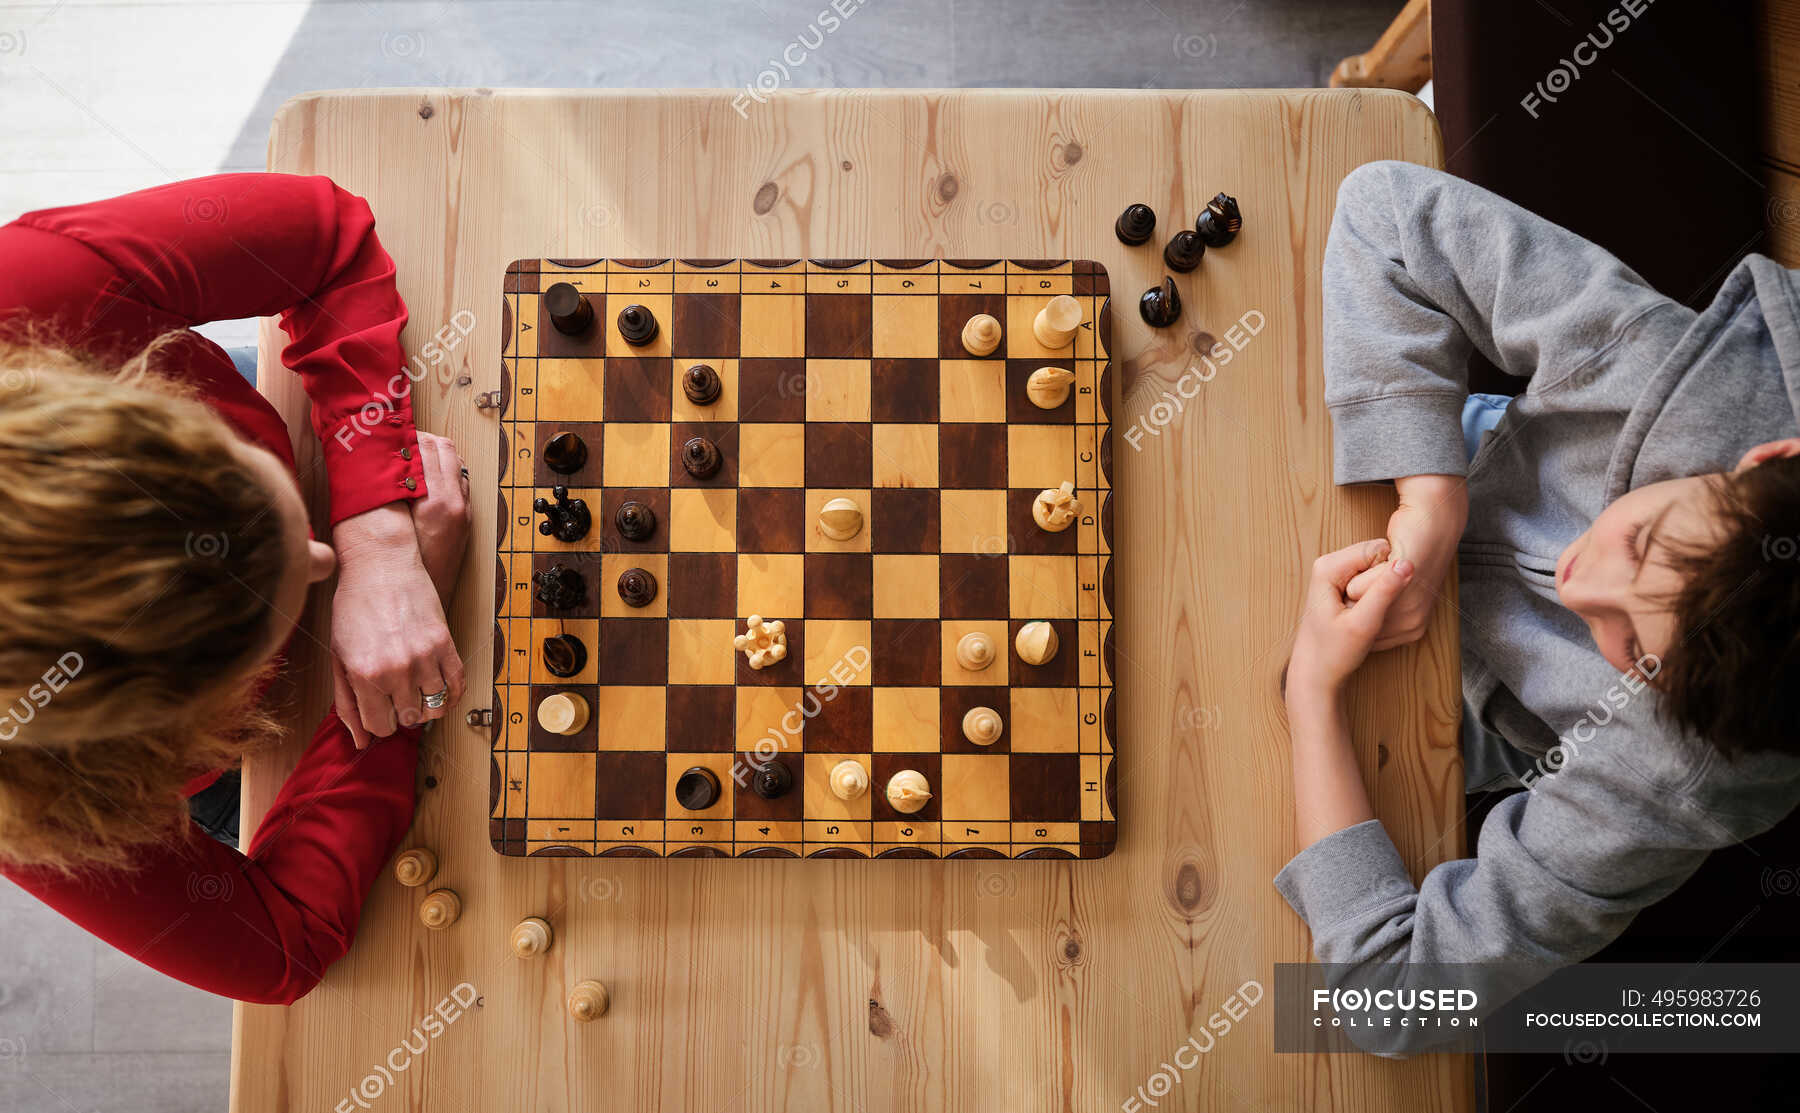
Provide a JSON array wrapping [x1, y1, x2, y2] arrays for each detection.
[[423, 688, 449, 709]]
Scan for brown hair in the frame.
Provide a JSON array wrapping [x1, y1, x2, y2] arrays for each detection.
[[1659, 454, 1800, 757], [0, 336, 288, 872]]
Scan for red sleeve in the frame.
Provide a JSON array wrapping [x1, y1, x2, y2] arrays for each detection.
[[3, 715, 419, 1005], [12, 173, 426, 524]]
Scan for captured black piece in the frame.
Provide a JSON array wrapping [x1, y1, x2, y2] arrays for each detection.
[[1114, 203, 1156, 246], [1138, 276, 1182, 328]]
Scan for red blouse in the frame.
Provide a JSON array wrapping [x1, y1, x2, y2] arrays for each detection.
[[0, 174, 428, 1003]]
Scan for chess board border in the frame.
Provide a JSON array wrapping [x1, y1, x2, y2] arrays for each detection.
[[487, 258, 1117, 860]]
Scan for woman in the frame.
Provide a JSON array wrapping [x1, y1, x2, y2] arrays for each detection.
[[0, 174, 469, 1003]]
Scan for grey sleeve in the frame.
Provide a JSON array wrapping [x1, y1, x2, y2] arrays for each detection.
[[1323, 160, 1678, 484]]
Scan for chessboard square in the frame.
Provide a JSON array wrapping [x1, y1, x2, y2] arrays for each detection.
[[531, 552, 602, 619], [737, 553, 806, 618], [807, 687, 873, 753], [803, 553, 873, 618], [1005, 295, 1081, 359], [939, 292, 1007, 359], [733, 751, 804, 820], [870, 295, 939, 358], [872, 687, 940, 752], [599, 487, 671, 553], [537, 360, 606, 423], [603, 357, 674, 422], [1007, 489, 1078, 555], [804, 488, 873, 552], [737, 358, 807, 421], [524, 753, 597, 817], [671, 292, 742, 358], [737, 617, 803, 687], [939, 489, 1008, 554], [805, 292, 873, 358], [669, 488, 737, 552], [940, 754, 1011, 820], [605, 293, 673, 358], [1004, 359, 1077, 424], [595, 687, 666, 749], [670, 359, 739, 422], [939, 424, 1008, 489], [1010, 618, 1079, 686], [667, 552, 736, 619], [871, 752, 941, 822], [804, 359, 872, 422], [870, 358, 939, 423], [940, 554, 1010, 619], [668, 618, 737, 685], [603, 423, 671, 487], [1009, 688, 1079, 752], [1008, 556, 1079, 618], [871, 618, 942, 686], [600, 552, 670, 618], [939, 360, 1007, 423], [596, 619, 669, 685], [533, 421, 603, 488], [530, 618, 600, 685], [805, 423, 873, 488], [737, 423, 805, 487], [736, 687, 806, 752], [804, 754, 872, 822], [527, 684, 599, 752], [939, 620, 1009, 685], [1008, 425, 1076, 489], [735, 488, 806, 552], [805, 620, 872, 686], [872, 555, 939, 618], [665, 685, 736, 751], [669, 421, 740, 487], [1009, 754, 1081, 821], [871, 423, 938, 488], [741, 295, 806, 357], [940, 685, 1011, 753], [666, 752, 735, 818], [594, 751, 668, 820], [870, 488, 940, 553]]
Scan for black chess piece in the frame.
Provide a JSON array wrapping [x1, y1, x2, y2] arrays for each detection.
[[1114, 203, 1156, 246], [1138, 276, 1182, 328], [682, 363, 722, 405], [617, 567, 658, 608], [1194, 191, 1242, 247], [681, 436, 722, 480], [543, 430, 588, 475], [1162, 229, 1205, 273], [532, 563, 586, 611], [534, 485, 591, 543], [544, 282, 595, 335], [541, 633, 587, 678], [617, 304, 659, 346], [751, 761, 794, 800], [614, 499, 657, 542], [675, 766, 721, 810]]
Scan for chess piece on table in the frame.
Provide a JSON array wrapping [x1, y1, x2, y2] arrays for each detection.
[[544, 282, 595, 336], [542, 633, 587, 679], [829, 760, 869, 801], [617, 304, 659, 346], [961, 313, 1002, 357], [734, 615, 787, 669], [1139, 277, 1182, 328], [1114, 203, 1156, 246], [420, 888, 461, 930], [614, 499, 657, 542], [1015, 620, 1060, 666], [683, 363, 722, 405], [1194, 191, 1242, 247], [617, 567, 658, 608], [1032, 294, 1083, 349], [534, 486, 591, 543], [1025, 366, 1074, 411], [954, 631, 996, 671], [676, 766, 721, 810], [569, 980, 610, 1022], [543, 431, 588, 474], [537, 692, 589, 736], [681, 435, 723, 480], [393, 848, 437, 888], [817, 497, 863, 541], [533, 563, 587, 611], [962, 706, 1003, 746], [511, 916, 554, 958], [885, 770, 932, 814], [1032, 482, 1080, 532], [752, 761, 794, 799], [1162, 229, 1205, 274]]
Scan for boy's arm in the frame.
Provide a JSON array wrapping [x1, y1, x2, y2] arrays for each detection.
[[1324, 160, 1687, 484]]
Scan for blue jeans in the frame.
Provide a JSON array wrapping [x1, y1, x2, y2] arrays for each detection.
[[227, 345, 258, 387]]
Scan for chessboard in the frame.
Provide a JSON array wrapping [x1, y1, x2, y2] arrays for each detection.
[[489, 258, 1117, 859]]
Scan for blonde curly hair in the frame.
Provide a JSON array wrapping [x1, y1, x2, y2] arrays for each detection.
[[0, 335, 288, 872]]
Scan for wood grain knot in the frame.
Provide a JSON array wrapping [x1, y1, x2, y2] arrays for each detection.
[[841, 159, 853, 171], [1061, 937, 1083, 964], [935, 172, 960, 203], [868, 999, 894, 1038], [752, 181, 780, 215], [1173, 862, 1206, 914], [1377, 743, 1390, 769], [418, 103, 434, 120], [424, 775, 439, 790], [1190, 330, 1217, 356], [1061, 142, 1083, 165]]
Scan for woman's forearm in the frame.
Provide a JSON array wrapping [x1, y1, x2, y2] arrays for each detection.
[[1287, 686, 1376, 847]]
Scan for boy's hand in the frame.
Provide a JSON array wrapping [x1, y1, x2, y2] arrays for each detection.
[[1343, 474, 1465, 649], [1290, 540, 1415, 699]]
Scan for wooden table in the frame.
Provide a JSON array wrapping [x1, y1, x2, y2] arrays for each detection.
[[236, 88, 1466, 1113]]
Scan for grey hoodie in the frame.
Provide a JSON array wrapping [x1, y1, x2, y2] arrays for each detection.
[[1273, 160, 1800, 1045]]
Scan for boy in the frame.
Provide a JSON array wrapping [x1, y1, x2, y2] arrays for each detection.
[[1276, 161, 1800, 1045]]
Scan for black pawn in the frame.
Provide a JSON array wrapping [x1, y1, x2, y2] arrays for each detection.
[[533, 485, 591, 543], [1139, 276, 1182, 328], [532, 563, 586, 611], [675, 766, 721, 811], [1194, 191, 1242, 248], [544, 282, 595, 336], [1162, 229, 1205, 273], [617, 567, 658, 608], [614, 499, 657, 542], [1114, 203, 1156, 246], [681, 436, 722, 480], [544, 430, 588, 475], [617, 304, 659, 346], [683, 363, 722, 405], [751, 761, 794, 800], [542, 634, 587, 679]]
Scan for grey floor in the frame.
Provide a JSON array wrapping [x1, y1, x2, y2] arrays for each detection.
[[0, 2, 1403, 1109]]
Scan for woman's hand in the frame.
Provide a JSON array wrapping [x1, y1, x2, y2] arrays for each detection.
[[329, 433, 468, 747], [1342, 474, 1465, 650], [1288, 539, 1415, 702]]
